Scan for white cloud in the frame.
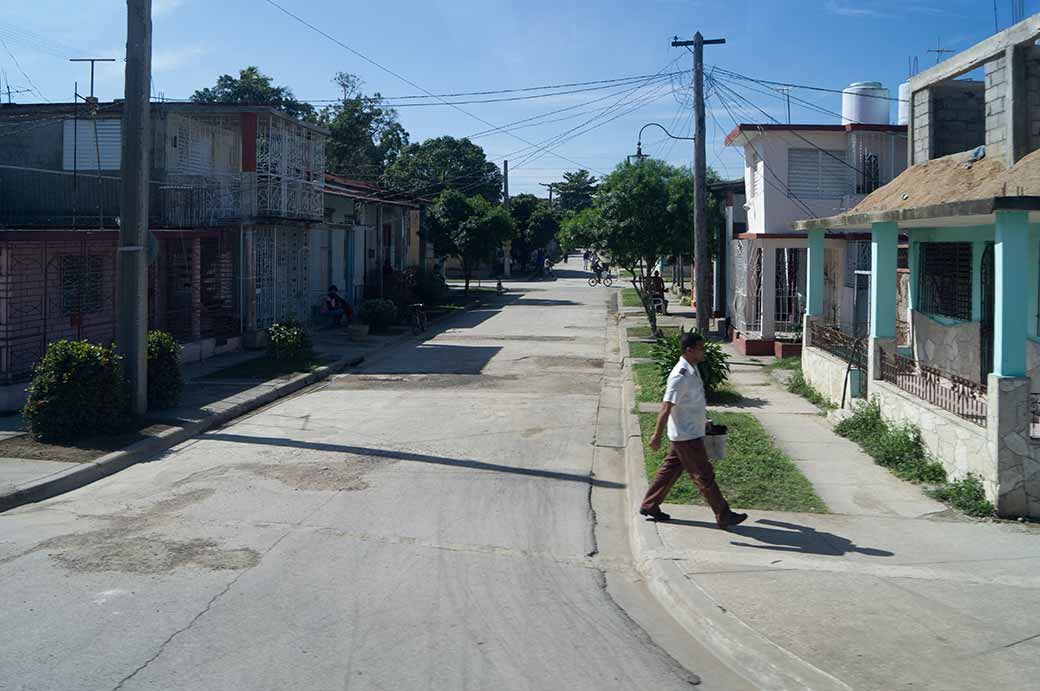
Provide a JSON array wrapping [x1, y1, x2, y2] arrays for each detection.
[[824, 1, 889, 18], [152, 0, 185, 18], [153, 43, 209, 72]]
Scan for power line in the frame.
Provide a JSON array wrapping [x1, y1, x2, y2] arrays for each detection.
[[710, 65, 908, 103], [0, 38, 49, 102]]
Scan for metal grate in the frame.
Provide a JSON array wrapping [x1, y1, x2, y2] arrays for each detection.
[[918, 242, 972, 321], [879, 350, 987, 427], [775, 247, 806, 335]]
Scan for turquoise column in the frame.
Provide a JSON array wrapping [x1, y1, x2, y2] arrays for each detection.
[[971, 241, 986, 321], [806, 228, 825, 317], [1029, 226, 1040, 339], [870, 221, 898, 340], [994, 210, 1030, 377]]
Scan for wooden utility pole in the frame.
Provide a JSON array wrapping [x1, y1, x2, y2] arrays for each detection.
[[503, 160, 511, 277], [119, 0, 152, 415], [673, 32, 725, 334]]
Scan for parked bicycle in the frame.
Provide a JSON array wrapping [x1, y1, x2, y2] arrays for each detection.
[[409, 303, 429, 335]]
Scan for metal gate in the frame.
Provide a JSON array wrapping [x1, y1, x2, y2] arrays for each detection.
[[980, 242, 995, 382], [252, 227, 309, 329]]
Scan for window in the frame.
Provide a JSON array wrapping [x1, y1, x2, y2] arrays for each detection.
[[61, 255, 104, 314], [918, 242, 972, 321], [787, 148, 850, 200], [62, 119, 122, 171]]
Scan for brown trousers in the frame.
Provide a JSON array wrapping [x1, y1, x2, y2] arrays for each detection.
[[641, 437, 731, 524]]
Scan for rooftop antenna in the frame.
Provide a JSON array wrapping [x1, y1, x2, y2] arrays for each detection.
[[69, 57, 116, 110], [927, 37, 955, 65], [1011, 0, 1025, 24]]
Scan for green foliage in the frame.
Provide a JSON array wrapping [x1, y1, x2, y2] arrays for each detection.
[[359, 299, 399, 333], [318, 73, 409, 179], [650, 329, 730, 394], [639, 411, 825, 512], [767, 356, 802, 371], [927, 474, 995, 517], [558, 207, 600, 253], [835, 399, 947, 483], [429, 189, 515, 292], [633, 362, 664, 403], [786, 370, 836, 411], [192, 66, 315, 121], [404, 265, 448, 305], [268, 319, 313, 363], [383, 136, 502, 203], [23, 340, 128, 442], [621, 288, 643, 307], [509, 194, 561, 270], [147, 331, 183, 410], [554, 169, 598, 213]]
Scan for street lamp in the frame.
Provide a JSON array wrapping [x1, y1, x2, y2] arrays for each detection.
[[628, 122, 695, 163]]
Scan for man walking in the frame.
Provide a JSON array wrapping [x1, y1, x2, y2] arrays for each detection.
[[640, 332, 747, 529]]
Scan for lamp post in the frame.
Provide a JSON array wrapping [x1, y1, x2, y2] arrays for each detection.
[[628, 122, 695, 163]]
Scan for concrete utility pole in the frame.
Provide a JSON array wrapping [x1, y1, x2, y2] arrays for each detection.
[[673, 32, 725, 334], [118, 0, 152, 415], [503, 160, 511, 277]]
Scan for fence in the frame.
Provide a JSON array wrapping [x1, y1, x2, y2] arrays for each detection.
[[809, 320, 868, 394], [879, 350, 987, 427]]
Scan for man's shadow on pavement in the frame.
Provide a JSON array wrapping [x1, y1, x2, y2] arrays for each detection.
[[667, 517, 894, 557]]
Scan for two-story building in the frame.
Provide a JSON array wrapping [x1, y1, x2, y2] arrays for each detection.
[[794, 14, 1040, 517], [0, 101, 327, 411], [724, 114, 908, 355]]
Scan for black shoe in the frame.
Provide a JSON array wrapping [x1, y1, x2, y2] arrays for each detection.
[[718, 512, 748, 530], [640, 507, 671, 522]]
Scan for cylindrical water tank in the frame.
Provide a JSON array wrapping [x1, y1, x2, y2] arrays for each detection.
[[897, 82, 910, 125], [841, 81, 891, 125]]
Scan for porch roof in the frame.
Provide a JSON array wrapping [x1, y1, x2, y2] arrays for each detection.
[[792, 147, 1040, 231]]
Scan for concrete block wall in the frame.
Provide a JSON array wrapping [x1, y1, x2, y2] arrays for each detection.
[[931, 81, 986, 158], [1024, 46, 1040, 155], [912, 89, 931, 165], [985, 55, 1009, 162]]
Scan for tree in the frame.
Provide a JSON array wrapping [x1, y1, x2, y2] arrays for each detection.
[[318, 73, 409, 179], [580, 159, 693, 334], [430, 190, 515, 293], [558, 206, 599, 254], [554, 169, 598, 213], [508, 193, 560, 271], [383, 136, 503, 203], [192, 66, 315, 121]]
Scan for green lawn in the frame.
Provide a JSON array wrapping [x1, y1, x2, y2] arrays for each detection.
[[206, 355, 330, 380], [633, 362, 664, 402], [639, 411, 826, 513], [627, 325, 680, 339], [622, 288, 643, 307], [628, 341, 654, 358], [767, 356, 802, 371]]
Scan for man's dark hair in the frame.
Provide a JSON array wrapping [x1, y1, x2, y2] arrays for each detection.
[[680, 331, 704, 351]]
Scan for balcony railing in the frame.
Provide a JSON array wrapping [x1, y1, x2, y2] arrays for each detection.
[[879, 350, 987, 427]]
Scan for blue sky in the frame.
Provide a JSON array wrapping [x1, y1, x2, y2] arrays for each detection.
[[0, 0, 1031, 195]]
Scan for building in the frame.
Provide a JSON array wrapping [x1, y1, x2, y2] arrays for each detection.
[[793, 14, 1040, 517], [724, 114, 908, 355], [0, 101, 327, 411]]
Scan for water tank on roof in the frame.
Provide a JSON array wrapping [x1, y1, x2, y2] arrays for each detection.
[[897, 82, 910, 125], [841, 81, 891, 126]]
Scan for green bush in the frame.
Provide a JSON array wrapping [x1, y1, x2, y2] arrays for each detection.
[[787, 370, 836, 411], [268, 319, 313, 363], [147, 330, 183, 409], [359, 299, 399, 333], [23, 340, 128, 441], [927, 474, 995, 517], [408, 266, 448, 304], [650, 328, 730, 393], [836, 398, 946, 483]]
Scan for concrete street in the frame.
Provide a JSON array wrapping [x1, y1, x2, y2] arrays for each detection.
[[0, 269, 745, 690]]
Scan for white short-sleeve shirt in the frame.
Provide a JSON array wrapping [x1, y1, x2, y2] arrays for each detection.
[[663, 357, 706, 442]]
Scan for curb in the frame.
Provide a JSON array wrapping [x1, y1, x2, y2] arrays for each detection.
[[0, 295, 487, 514], [617, 319, 853, 691]]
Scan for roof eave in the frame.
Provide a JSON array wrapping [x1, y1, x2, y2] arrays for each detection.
[[791, 196, 1040, 230]]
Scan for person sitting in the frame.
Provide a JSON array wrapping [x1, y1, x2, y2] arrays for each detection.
[[647, 271, 669, 314], [323, 285, 353, 327], [544, 257, 554, 277]]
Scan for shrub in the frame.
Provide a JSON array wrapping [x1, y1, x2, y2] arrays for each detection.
[[650, 328, 730, 393], [787, 370, 836, 411], [359, 299, 398, 333], [928, 474, 995, 517], [836, 398, 946, 484], [147, 330, 183, 409], [268, 319, 313, 363], [406, 266, 448, 304], [23, 340, 128, 441]]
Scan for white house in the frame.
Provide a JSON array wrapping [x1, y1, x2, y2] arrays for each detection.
[[724, 116, 908, 355]]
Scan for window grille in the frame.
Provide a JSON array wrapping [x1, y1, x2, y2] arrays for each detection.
[[857, 153, 880, 194], [845, 240, 871, 288], [918, 242, 972, 321], [61, 255, 104, 314]]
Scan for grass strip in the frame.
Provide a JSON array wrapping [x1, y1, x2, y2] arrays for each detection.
[[628, 341, 654, 359], [622, 288, 643, 308], [627, 325, 680, 339], [786, 370, 836, 411], [767, 356, 802, 371], [638, 411, 826, 513]]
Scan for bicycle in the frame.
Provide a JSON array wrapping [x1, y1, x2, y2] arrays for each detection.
[[587, 272, 613, 287], [409, 303, 429, 335]]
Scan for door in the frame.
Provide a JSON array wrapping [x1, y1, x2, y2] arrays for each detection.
[[853, 272, 871, 338], [980, 242, 995, 382]]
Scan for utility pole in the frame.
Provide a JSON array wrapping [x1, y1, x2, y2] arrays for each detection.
[[119, 0, 152, 415], [673, 32, 725, 334], [502, 160, 511, 277]]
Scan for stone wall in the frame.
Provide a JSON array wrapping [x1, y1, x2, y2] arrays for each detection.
[[802, 346, 860, 410], [986, 55, 1009, 163], [930, 81, 985, 159], [871, 379, 992, 492], [911, 310, 982, 383]]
